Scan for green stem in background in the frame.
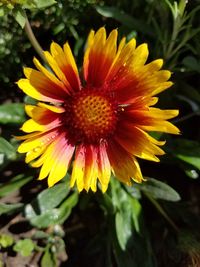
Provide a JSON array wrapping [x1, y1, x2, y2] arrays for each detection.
[[24, 13, 47, 63], [144, 192, 179, 232], [173, 111, 200, 124]]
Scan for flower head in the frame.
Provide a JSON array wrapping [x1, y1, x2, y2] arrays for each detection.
[[17, 27, 179, 192]]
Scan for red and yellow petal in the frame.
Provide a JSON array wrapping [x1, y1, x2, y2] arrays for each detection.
[[83, 145, 98, 192], [70, 145, 85, 192], [71, 143, 111, 192], [47, 136, 75, 187], [22, 67, 68, 101], [17, 129, 59, 154], [49, 42, 81, 91], [71, 145, 99, 192], [30, 134, 75, 186], [21, 103, 63, 133], [84, 27, 118, 87], [115, 124, 165, 162], [98, 142, 111, 193], [107, 140, 144, 184], [123, 106, 180, 134]]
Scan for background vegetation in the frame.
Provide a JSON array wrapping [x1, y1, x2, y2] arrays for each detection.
[[0, 0, 200, 266]]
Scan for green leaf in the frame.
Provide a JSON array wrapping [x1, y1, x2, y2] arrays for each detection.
[[110, 179, 141, 250], [29, 192, 78, 228], [180, 83, 200, 104], [0, 103, 26, 125], [184, 168, 199, 179], [0, 234, 14, 248], [136, 178, 181, 202], [170, 139, 200, 170], [0, 174, 33, 197], [182, 56, 200, 73], [25, 183, 78, 228], [0, 137, 16, 162], [0, 7, 4, 16], [95, 5, 153, 36], [130, 198, 142, 233], [31, 182, 70, 213], [35, 0, 57, 9], [0, 203, 23, 215], [13, 8, 26, 28], [56, 191, 78, 225], [41, 247, 56, 267], [26, 209, 61, 229], [13, 239, 35, 257], [115, 211, 132, 251]]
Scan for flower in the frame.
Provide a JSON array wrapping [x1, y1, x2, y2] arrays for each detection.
[[17, 27, 180, 192]]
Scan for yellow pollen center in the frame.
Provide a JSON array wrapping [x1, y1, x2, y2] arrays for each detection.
[[71, 93, 116, 142]]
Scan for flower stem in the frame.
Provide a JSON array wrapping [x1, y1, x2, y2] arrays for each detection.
[[144, 192, 179, 232], [24, 14, 47, 63]]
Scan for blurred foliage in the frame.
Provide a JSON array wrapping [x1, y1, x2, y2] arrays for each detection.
[[0, 0, 200, 266]]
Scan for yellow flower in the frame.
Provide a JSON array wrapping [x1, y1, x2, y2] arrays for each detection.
[[17, 27, 180, 192]]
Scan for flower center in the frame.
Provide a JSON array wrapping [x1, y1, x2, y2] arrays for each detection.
[[64, 89, 117, 143]]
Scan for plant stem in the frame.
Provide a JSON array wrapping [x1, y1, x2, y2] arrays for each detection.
[[144, 192, 179, 232], [24, 14, 47, 63], [173, 111, 200, 124]]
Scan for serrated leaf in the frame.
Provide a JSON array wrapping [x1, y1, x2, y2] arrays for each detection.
[[0, 174, 33, 197], [137, 178, 181, 201], [0, 203, 23, 215], [0, 103, 26, 125], [13, 239, 35, 257]]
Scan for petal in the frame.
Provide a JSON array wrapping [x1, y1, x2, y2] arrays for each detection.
[[83, 145, 98, 192], [115, 124, 165, 162], [23, 67, 68, 100], [141, 121, 180, 134], [130, 43, 149, 69], [33, 57, 67, 91], [47, 136, 75, 186], [50, 42, 80, 91], [71, 144, 98, 192], [70, 144, 85, 192], [98, 142, 111, 193], [17, 79, 59, 103], [83, 29, 95, 80], [36, 134, 74, 182], [22, 104, 62, 133], [105, 38, 136, 83], [123, 107, 180, 134], [17, 129, 59, 153], [84, 27, 110, 86], [107, 140, 144, 184], [21, 119, 46, 133], [37, 103, 65, 113], [44, 51, 72, 89]]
